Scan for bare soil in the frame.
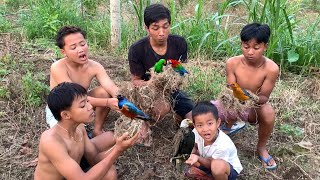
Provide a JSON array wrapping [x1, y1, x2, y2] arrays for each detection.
[[0, 35, 319, 180]]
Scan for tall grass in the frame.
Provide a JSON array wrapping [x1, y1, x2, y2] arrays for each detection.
[[0, 0, 318, 73]]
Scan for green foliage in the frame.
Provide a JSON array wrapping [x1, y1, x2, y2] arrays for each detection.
[[0, 87, 10, 98], [0, 15, 12, 33], [279, 124, 304, 138], [128, 0, 152, 28], [21, 72, 49, 107], [184, 66, 225, 101]]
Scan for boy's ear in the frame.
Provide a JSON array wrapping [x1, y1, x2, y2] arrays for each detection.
[[60, 49, 67, 57], [217, 118, 222, 127], [144, 25, 150, 34], [60, 110, 71, 120]]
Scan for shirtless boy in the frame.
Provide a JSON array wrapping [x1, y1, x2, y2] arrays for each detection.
[[34, 82, 139, 180], [212, 23, 279, 170], [47, 26, 119, 136]]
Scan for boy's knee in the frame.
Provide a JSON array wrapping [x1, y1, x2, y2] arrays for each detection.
[[211, 159, 229, 176], [103, 165, 117, 180], [259, 104, 275, 122], [89, 86, 111, 98]]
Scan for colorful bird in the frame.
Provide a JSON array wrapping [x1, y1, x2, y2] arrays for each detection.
[[170, 119, 195, 171], [168, 59, 189, 76], [228, 82, 254, 102], [154, 59, 167, 73], [117, 95, 152, 121]]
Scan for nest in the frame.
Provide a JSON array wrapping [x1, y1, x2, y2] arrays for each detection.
[[114, 115, 142, 139], [118, 65, 185, 120], [218, 88, 259, 114]]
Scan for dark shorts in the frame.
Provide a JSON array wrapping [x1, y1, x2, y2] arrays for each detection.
[[171, 90, 194, 118], [199, 163, 239, 180], [80, 132, 93, 172]]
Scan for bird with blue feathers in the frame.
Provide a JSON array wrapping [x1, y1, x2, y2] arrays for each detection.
[[117, 95, 152, 121], [168, 59, 189, 76]]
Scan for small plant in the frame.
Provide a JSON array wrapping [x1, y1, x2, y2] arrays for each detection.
[[279, 124, 304, 138], [21, 72, 49, 107], [0, 15, 12, 33]]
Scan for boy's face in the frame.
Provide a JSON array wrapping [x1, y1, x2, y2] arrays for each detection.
[[146, 18, 170, 45], [241, 38, 267, 62], [194, 112, 221, 145], [63, 95, 95, 123], [61, 32, 89, 64]]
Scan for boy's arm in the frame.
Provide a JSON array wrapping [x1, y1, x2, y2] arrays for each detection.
[[256, 63, 279, 104], [41, 134, 120, 180], [94, 62, 119, 98], [225, 58, 237, 84]]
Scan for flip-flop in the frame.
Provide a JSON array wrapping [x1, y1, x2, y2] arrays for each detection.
[[259, 155, 277, 170], [220, 121, 246, 136]]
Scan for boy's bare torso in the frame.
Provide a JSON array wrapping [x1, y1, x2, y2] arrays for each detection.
[[50, 58, 98, 90], [227, 55, 278, 95], [34, 125, 85, 180]]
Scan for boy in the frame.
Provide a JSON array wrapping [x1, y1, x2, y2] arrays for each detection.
[[185, 101, 242, 180], [212, 23, 279, 170], [34, 82, 139, 180], [128, 3, 194, 121], [47, 26, 119, 136]]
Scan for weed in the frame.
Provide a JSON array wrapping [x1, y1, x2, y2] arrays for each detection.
[[21, 72, 49, 107], [279, 123, 304, 138]]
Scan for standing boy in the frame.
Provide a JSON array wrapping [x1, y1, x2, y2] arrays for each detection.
[[185, 101, 242, 180], [128, 3, 194, 121], [35, 82, 139, 179], [212, 23, 279, 170], [47, 26, 119, 136]]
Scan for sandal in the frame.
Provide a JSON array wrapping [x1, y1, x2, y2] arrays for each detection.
[[220, 120, 246, 136], [258, 155, 277, 170]]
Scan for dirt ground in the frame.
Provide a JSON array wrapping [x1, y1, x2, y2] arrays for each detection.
[[0, 36, 319, 180]]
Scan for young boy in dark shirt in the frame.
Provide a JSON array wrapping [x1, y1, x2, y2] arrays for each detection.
[[128, 3, 194, 121]]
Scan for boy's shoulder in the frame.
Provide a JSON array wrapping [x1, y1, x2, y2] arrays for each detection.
[[129, 36, 149, 50], [265, 57, 279, 73]]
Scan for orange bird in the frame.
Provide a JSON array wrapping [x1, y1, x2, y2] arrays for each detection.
[[228, 82, 253, 102]]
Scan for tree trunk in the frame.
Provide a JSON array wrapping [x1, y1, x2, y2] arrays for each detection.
[[110, 0, 121, 48]]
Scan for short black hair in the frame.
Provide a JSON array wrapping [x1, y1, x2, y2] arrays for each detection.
[[47, 82, 87, 121], [192, 101, 219, 122], [240, 23, 270, 44], [55, 26, 86, 49], [144, 4, 171, 28]]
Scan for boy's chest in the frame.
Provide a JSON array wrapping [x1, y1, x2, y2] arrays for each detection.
[[67, 68, 94, 90], [234, 69, 267, 92], [67, 142, 85, 163]]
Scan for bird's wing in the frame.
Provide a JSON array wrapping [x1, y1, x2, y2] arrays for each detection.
[[241, 87, 253, 99], [172, 129, 184, 157], [124, 102, 145, 116]]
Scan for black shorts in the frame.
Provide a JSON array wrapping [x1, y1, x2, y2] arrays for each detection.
[[199, 163, 239, 180], [171, 90, 194, 118]]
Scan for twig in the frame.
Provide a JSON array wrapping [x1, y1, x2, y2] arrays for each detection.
[[289, 159, 313, 180], [266, 171, 282, 180]]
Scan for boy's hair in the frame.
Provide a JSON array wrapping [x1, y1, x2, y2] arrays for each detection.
[[240, 23, 270, 44], [55, 26, 87, 49], [144, 4, 171, 28], [192, 101, 219, 122], [47, 82, 87, 121]]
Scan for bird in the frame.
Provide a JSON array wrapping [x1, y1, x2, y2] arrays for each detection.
[[167, 59, 189, 76], [170, 119, 195, 171], [228, 82, 254, 102], [154, 59, 167, 73], [116, 95, 152, 121]]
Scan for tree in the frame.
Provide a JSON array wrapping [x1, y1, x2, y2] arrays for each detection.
[[110, 0, 121, 48]]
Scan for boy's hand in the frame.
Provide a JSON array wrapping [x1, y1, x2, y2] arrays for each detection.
[[114, 130, 140, 153], [185, 154, 199, 166], [107, 98, 120, 111]]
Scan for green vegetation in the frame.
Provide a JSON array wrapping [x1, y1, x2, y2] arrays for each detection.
[[21, 72, 49, 107], [0, 0, 318, 74]]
